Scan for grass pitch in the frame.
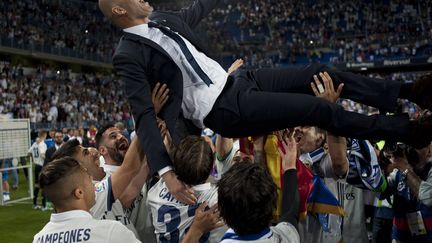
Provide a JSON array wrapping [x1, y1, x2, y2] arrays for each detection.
[[0, 168, 50, 243]]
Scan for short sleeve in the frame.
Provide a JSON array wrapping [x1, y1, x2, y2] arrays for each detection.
[[215, 143, 237, 179], [318, 154, 340, 179], [272, 222, 300, 243]]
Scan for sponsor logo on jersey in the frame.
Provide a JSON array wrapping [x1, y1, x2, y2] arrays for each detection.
[[94, 182, 105, 193]]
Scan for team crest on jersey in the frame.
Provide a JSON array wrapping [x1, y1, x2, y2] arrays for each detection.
[[95, 182, 106, 193]]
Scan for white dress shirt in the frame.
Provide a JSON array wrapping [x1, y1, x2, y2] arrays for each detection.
[[123, 23, 229, 128]]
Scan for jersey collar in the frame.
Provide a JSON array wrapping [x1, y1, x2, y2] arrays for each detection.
[[221, 228, 272, 242], [192, 182, 212, 192], [50, 210, 92, 222]]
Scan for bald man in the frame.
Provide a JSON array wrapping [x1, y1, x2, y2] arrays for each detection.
[[99, 0, 432, 206], [33, 157, 140, 243]]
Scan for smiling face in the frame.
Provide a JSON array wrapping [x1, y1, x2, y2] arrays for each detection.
[[99, 0, 154, 27], [294, 126, 326, 154], [74, 146, 105, 181], [99, 127, 129, 166]]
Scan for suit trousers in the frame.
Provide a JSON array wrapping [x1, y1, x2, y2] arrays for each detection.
[[204, 64, 411, 142]]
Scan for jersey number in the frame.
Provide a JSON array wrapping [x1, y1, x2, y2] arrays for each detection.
[[157, 204, 210, 243], [33, 147, 40, 158]]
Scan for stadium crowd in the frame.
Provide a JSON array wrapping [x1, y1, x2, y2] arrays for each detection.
[[1, 0, 431, 67], [22, 72, 432, 243], [1, 0, 432, 243], [0, 61, 424, 129], [0, 64, 134, 130], [205, 0, 432, 67]]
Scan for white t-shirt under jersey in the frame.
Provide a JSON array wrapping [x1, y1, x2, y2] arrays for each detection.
[[33, 210, 140, 243]]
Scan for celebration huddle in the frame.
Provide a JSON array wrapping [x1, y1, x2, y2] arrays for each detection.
[[0, 0, 431, 243]]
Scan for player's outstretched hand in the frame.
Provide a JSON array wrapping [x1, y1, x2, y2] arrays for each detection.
[[181, 202, 224, 243], [277, 129, 297, 172], [227, 59, 244, 75], [163, 170, 197, 205], [152, 82, 169, 115], [311, 72, 344, 103]]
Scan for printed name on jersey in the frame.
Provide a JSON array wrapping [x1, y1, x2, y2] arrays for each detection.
[[101, 210, 132, 226], [36, 228, 91, 243], [159, 187, 184, 205], [345, 193, 355, 200]]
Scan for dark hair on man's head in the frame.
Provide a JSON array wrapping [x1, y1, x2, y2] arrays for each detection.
[[51, 139, 80, 161], [39, 157, 82, 190], [95, 124, 115, 148], [218, 162, 277, 235], [173, 136, 214, 186], [39, 156, 85, 206]]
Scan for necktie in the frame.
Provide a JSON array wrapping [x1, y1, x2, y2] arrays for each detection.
[[148, 21, 213, 86]]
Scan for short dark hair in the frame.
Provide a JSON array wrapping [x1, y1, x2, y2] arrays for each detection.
[[51, 139, 80, 161], [39, 157, 82, 190], [173, 136, 214, 185], [39, 156, 84, 205], [95, 124, 115, 149], [218, 163, 277, 235]]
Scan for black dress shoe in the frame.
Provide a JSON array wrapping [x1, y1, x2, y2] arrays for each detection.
[[411, 74, 432, 111]]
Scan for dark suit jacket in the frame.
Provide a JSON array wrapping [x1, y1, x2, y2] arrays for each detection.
[[44, 146, 57, 166], [113, 0, 221, 174]]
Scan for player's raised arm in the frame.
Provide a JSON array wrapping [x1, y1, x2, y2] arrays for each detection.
[[110, 137, 146, 204]]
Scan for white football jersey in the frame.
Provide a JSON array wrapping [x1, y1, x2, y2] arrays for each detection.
[[126, 186, 157, 243], [33, 210, 141, 243], [90, 176, 138, 237], [147, 179, 227, 243], [220, 223, 299, 243], [214, 142, 237, 181], [101, 163, 157, 242], [28, 141, 47, 166]]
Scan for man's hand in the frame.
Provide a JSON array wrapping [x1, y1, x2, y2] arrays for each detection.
[[311, 72, 344, 103], [157, 117, 169, 139], [163, 170, 197, 205], [152, 82, 169, 115], [181, 202, 224, 243], [277, 130, 297, 172], [227, 59, 244, 75], [191, 202, 224, 234], [157, 118, 174, 157]]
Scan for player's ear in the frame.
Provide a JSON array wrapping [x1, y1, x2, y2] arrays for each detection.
[[112, 6, 126, 16], [73, 188, 85, 200], [99, 146, 108, 156]]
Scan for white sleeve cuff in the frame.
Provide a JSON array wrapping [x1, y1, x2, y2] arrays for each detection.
[[158, 166, 173, 177]]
